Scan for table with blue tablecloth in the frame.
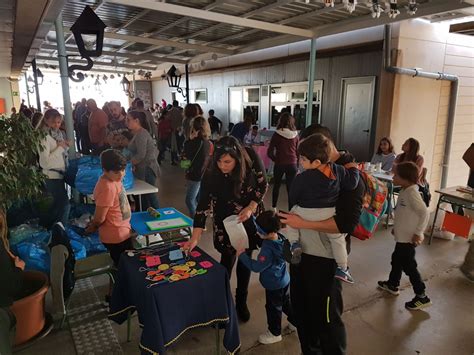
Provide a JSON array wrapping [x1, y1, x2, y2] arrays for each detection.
[[108, 246, 240, 354]]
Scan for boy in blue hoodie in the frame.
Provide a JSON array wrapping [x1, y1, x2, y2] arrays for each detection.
[[237, 210, 295, 345]]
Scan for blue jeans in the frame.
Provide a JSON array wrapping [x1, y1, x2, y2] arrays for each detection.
[[142, 167, 160, 210], [185, 180, 201, 217], [45, 178, 70, 226]]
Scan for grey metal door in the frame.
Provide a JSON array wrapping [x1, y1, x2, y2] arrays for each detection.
[[339, 76, 376, 162]]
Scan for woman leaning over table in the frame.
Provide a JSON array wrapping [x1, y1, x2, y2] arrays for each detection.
[[126, 110, 160, 210], [183, 136, 268, 322]]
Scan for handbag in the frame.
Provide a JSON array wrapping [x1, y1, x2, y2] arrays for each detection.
[[180, 141, 203, 170]]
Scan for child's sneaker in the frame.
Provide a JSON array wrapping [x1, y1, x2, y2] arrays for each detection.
[[290, 242, 302, 264], [258, 330, 282, 344], [377, 281, 400, 295], [335, 267, 354, 284], [405, 295, 432, 310]]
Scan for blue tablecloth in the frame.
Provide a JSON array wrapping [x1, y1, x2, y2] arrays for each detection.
[[108, 246, 240, 354], [130, 208, 193, 236]]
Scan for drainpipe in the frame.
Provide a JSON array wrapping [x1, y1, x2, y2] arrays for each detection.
[[384, 24, 458, 188]]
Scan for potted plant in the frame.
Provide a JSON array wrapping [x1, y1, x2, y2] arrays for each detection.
[[0, 112, 50, 346]]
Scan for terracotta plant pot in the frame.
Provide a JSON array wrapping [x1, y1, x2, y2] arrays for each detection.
[[10, 270, 49, 346]]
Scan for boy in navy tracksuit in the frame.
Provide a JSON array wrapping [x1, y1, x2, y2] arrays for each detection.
[[237, 210, 295, 345]]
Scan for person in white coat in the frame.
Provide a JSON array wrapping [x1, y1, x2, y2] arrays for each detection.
[[38, 109, 71, 226]]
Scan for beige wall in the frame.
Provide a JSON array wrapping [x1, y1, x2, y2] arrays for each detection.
[[0, 78, 19, 114], [431, 33, 474, 189], [389, 20, 474, 197]]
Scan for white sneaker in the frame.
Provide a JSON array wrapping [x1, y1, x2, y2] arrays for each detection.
[[258, 330, 282, 344], [286, 323, 297, 332]]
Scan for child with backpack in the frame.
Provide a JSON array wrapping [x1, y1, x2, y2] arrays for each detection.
[[377, 161, 432, 310], [286, 133, 359, 283], [85, 149, 132, 266], [237, 210, 296, 345]]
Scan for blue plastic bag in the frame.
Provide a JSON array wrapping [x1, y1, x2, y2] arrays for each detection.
[[66, 226, 107, 256], [15, 231, 51, 274], [75, 156, 134, 195]]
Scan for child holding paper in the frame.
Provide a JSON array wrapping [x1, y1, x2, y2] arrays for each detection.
[[85, 149, 132, 266], [237, 210, 295, 345]]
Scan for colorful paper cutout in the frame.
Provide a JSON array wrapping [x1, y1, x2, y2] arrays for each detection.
[[199, 261, 213, 269], [146, 256, 161, 267], [169, 249, 184, 261]]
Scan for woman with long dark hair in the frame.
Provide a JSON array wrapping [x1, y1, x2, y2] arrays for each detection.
[[371, 136, 396, 171], [182, 116, 212, 217], [392, 137, 424, 183], [183, 136, 268, 322], [126, 110, 160, 209], [267, 112, 299, 210]]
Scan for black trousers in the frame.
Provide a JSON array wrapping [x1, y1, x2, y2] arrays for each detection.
[[104, 238, 133, 267], [220, 248, 252, 302], [388, 242, 426, 296], [290, 254, 346, 355], [272, 164, 298, 209], [266, 284, 295, 336]]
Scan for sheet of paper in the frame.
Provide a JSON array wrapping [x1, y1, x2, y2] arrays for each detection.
[[146, 217, 190, 231], [223, 215, 249, 250], [169, 249, 184, 261]]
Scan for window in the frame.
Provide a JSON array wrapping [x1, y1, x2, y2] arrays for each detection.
[[194, 89, 207, 103], [244, 88, 260, 103]]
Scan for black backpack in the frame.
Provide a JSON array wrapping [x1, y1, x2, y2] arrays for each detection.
[[49, 223, 76, 300]]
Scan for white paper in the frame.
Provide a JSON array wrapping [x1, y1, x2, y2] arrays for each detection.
[[223, 215, 249, 250]]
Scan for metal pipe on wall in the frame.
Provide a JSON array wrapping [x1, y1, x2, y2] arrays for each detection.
[[306, 38, 317, 127], [185, 64, 190, 105], [384, 24, 458, 188], [31, 59, 41, 111], [55, 13, 76, 157]]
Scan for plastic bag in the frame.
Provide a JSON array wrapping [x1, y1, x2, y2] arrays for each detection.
[[9, 224, 45, 247], [66, 226, 106, 256], [75, 156, 134, 195], [425, 203, 455, 240], [14, 231, 51, 273]]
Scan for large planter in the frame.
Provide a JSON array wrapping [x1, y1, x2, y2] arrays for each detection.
[[10, 270, 49, 346]]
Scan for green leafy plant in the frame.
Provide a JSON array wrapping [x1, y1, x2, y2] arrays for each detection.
[[0, 113, 46, 246]]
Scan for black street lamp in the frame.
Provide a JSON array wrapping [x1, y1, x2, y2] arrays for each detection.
[[121, 76, 134, 98], [26, 75, 35, 93], [68, 5, 107, 82], [166, 64, 189, 103]]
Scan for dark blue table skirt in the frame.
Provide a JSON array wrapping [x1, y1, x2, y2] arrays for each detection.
[[108, 247, 240, 354]]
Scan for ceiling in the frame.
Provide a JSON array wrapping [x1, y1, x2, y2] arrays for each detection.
[[4, 0, 474, 78]]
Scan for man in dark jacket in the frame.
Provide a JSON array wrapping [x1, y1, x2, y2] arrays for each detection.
[[279, 124, 365, 355], [0, 242, 24, 355]]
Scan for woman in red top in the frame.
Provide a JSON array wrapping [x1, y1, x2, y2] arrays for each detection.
[[267, 113, 299, 210]]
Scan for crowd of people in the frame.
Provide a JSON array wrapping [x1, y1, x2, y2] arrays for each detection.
[[3, 97, 473, 355]]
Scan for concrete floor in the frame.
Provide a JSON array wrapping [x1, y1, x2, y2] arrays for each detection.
[[17, 161, 474, 355]]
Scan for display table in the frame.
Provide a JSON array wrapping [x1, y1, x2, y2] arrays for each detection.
[[125, 179, 159, 211], [108, 246, 240, 354], [429, 186, 474, 245]]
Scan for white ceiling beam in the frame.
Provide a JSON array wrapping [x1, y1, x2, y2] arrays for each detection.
[[40, 43, 189, 64], [210, 3, 344, 47], [35, 55, 156, 71], [105, 0, 315, 38], [122, 1, 225, 58], [103, 32, 235, 55], [182, 0, 293, 41]]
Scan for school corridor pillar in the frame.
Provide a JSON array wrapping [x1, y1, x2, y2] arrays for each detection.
[[54, 12, 76, 157]]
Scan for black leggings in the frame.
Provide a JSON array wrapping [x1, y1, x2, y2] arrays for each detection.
[[220, 248, 252, 298], [272, 164, 298, 209]]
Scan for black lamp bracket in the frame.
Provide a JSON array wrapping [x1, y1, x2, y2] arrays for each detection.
[[176, 87, 187, 99], [65, 55, 93, 82]]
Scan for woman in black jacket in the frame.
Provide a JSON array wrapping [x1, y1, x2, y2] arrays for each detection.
[[182, 116, 212, 217], [184, 136, 268, 322]]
